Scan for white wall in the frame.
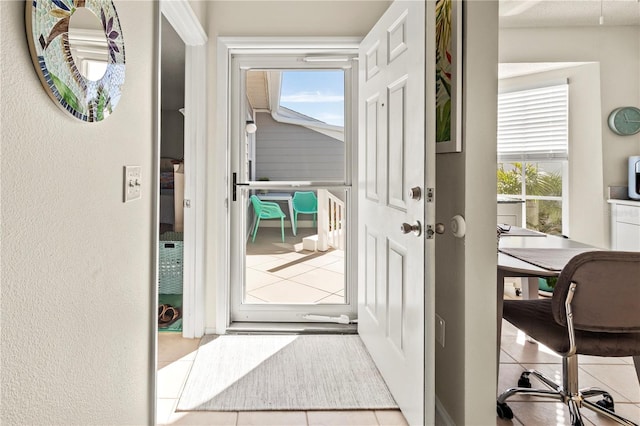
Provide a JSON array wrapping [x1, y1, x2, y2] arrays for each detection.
[[435, 1, 499, 424], [204, 0, 391, 331], [500, 26, 640, 247], [0, 1, 157, 424], [499, 64, 607, 247]]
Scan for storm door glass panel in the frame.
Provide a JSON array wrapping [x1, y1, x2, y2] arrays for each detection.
[[243, 69, 347, 306], [245, 188, 347, 305]]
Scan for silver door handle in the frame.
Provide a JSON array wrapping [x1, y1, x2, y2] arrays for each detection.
[[400, 221, 422, 236]]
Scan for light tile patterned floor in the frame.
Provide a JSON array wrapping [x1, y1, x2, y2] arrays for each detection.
[[245, 227, 345, 304]]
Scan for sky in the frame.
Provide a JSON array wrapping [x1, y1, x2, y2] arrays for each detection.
[[279, 70, 345, 127]]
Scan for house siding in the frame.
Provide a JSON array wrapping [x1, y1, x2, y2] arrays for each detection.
[[255, 112, 344, 181]]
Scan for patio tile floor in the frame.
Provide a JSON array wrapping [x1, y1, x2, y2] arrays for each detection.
[[245, 226, 345, 304]]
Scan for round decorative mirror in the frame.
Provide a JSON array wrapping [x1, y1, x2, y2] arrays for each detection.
[[25, 0, 126, 122]]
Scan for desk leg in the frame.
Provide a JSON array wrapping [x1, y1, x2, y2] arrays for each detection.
[[288, 200, 296, 236], [522, 277, 539, 300], [522, 277, 539, 343], [497, 269, 506, 391]]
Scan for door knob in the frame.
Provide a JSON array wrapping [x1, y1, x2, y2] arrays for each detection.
[[400, 221, 422, 236], [435, 223, 445, 234]]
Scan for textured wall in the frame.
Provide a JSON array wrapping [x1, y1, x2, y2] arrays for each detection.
[[1, 1, 156, 424], [500, 64, 607, 248]]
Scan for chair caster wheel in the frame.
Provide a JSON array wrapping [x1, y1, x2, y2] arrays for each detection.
[[596, 393, 615, 412], [497, 402, 514, 420], [517, 372, 531, 388]]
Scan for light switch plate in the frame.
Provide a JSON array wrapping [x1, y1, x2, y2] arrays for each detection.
[[123, 166, 141, 202]]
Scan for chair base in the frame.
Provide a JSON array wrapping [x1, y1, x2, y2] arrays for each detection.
[[497, 369, 638, 426]]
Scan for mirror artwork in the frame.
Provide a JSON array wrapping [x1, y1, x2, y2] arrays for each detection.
[[25, 0, 125, 122]]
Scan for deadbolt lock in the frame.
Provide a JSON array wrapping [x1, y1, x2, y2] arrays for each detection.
[[408, 186, 422, 200]]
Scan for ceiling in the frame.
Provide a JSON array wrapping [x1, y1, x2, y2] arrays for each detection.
[[159, 2, 639, 110], [500, 0, 640, 28]]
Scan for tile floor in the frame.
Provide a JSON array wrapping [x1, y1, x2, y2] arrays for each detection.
[[245, 226, 345, 304]]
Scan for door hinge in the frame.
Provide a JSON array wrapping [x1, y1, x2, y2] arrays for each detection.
[[426, 187, 434, 202]]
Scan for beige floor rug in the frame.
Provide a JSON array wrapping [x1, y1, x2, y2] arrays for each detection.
[[177, 334, 398, 411]]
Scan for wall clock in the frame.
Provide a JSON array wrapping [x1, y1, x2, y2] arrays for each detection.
[[608, 106, 640, 136], [25, 0, 126, 122]]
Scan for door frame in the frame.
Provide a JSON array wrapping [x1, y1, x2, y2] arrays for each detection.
[[216, 37, 362, 332], [160, 0, 207, 338]]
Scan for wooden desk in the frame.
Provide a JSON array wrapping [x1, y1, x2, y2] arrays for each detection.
[[496, 234, 597, 384]]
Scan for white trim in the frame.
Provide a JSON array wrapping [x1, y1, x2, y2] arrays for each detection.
[[151, 3, 161, 424], [216, 38, 232, 335], [160, 0, 207, 339], [160, 1, 207, 46], [182, 43, 207, 339], [216, 37, 361, 331]]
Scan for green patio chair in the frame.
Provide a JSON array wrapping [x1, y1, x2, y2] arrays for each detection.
[[250, 195, 286, 243], [292, 191, 318, 229]]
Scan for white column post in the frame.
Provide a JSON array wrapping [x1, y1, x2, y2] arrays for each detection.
[[317, 189, 329, 251]]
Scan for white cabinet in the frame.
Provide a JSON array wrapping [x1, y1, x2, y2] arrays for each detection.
[[498, 197, 524, 227], [608, 200, 640, 251]]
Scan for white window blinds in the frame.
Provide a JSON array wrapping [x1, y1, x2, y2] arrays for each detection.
[[498, 84, 569, 161]]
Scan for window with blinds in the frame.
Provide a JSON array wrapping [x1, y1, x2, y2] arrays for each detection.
[[497, 84, 569, 161]]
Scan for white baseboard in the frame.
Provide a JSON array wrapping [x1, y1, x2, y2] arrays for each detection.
[[435, 396, 455, 426]]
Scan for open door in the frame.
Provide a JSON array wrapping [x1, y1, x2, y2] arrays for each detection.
[[358, 1, 434, 424]]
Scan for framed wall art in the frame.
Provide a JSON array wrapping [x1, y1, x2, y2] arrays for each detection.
[[435, 0, 462, 153]]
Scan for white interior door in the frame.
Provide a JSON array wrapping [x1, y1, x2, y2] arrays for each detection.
[[358, 1, 433, 425]]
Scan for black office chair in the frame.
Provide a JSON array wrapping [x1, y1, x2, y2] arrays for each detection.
[[496, 251, 640, 426]]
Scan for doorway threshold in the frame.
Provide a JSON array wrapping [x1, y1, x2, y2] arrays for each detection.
[[227, 322, 357, 334]]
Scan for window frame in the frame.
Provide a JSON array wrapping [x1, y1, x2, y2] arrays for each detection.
[[497, 82, 570, 235]]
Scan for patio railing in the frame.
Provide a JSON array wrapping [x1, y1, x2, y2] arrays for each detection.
[[317, 189, 345, 251]]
